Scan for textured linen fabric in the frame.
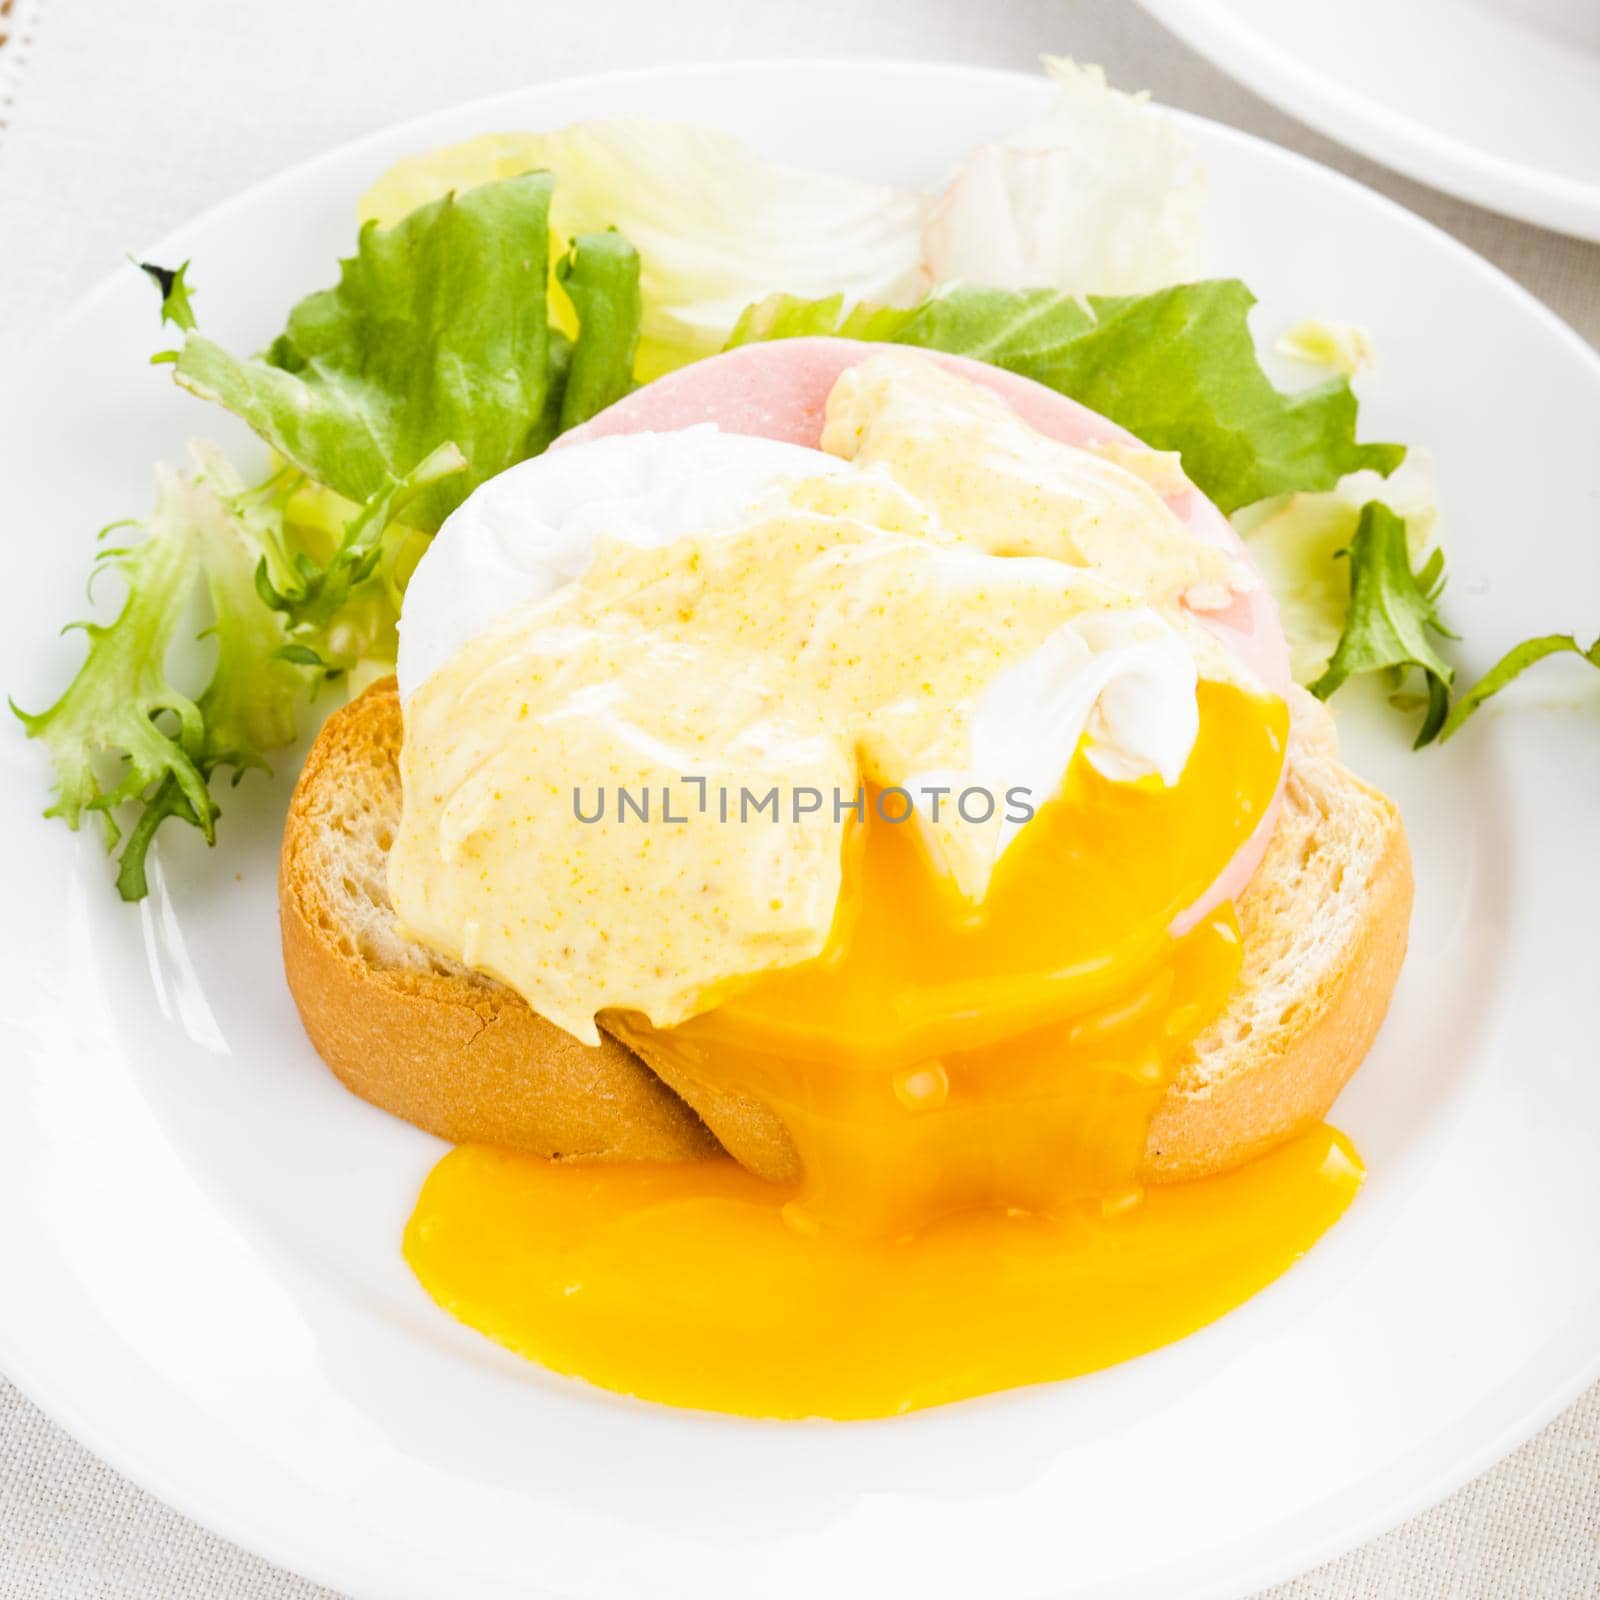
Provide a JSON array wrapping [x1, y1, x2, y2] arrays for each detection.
[[1, 2, 1597, 1596]]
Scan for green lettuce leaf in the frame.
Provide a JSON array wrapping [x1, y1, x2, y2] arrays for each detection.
[[358, 123, 927, 380], [1232, 451, 1437, 686], [356, 60, 1207, 371], [174, 174, 558, 532], [110, 448, 311, 901], [13, 449, 310, 897], [728, 291, 915, 346], [186, 447, 311, 774], [727, 280, 1403, 515], [13, 441, 474, 898], [555, 231, 642, 432], [22, 176, 654, 900], [1310, 502, 1455, 746], [1439, 632, 1600, 742], [138, 259, 199, 335], [255, 442, 466, 667]]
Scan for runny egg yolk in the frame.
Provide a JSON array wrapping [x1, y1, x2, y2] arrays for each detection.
[[640, 681, 1287, 1238], [405, 683, 1365, 1418], [409, 1127, 1359, 1420]]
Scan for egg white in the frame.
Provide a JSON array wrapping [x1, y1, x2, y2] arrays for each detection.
[[397, 425, 1204, 893], [397, 426, 847, 702]]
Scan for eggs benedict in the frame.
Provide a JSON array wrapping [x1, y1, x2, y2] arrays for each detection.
[[281, 340, 1411, 1418]]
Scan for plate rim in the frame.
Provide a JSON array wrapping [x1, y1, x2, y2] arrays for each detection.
[[1137, 0, 1600, 241], [3, 53, 1599, 1600]]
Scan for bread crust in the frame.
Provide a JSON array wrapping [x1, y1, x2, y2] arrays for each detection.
[[1141, 775, 1412, 1181], [282, 680, 1410, 1181], [279, 682, 717, 1163]]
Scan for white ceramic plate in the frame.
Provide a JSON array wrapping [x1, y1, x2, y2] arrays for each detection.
[[1140, 0, 1600, 239], [2, 61, 1598, 1600]]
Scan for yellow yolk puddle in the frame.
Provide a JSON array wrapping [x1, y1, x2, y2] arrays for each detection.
[[405, 682, 1364, 1418], [407, 1128, 1360, 1420]]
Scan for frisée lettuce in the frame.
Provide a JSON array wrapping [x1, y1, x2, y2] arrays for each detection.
[[16, 451, 300, 898], [18, 179, 644, 897], [16, 65, 1590, 901], [1439, 633, 1600, 741], [1309, 503, 1455, 747], [15, 445, 472, 899], [1233, 451, 1437, 686]]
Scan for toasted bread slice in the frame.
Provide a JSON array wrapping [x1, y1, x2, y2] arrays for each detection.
[[281, 679, 1410, 1181], [278, 680, 717, 1163], [1140, 690, 1412, 1179]]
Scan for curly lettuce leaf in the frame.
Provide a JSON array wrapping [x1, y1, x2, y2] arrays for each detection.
[[234, 471, 410, 679], [13, 450, 309, 897], [138, 259, 199, 335], [1310, 502, 1455, 746], [185, 448, 307, 774], [1233, 451, 1437, 685], [1439, 633, 1600, 742], [14, 477, 216, 839], [174, 174, 558, 532], [14, 436, 473, 898], [23, 178, 652, 900], [728, 280, 1403, 515], [256, 442, 466, 670], [114, 453, 307, 900]]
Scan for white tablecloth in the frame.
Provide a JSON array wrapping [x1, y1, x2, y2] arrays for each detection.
[[2, 2, 1597, 1595]]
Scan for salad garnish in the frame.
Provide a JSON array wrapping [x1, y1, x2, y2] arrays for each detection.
[[16, 450, 295, 898], [1309, 504, 1455, 747], [1276, 318, 1375, 378], [1438, 632, 1600, 742], [170, 174, 635, 531], [14, 61, 1591, 896], [139, 258, 199, 337]]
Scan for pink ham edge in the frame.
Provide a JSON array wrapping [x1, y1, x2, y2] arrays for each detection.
[[559, 337, 1290, 932]]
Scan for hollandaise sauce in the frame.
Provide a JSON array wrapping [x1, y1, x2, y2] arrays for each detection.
[[404, 682, 1363, 1419]]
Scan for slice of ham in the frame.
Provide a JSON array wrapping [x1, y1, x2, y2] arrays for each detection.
[[560, 336, 1290, 929]]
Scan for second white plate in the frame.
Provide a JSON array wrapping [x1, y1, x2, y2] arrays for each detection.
[[1141, 0, 1600, 239]]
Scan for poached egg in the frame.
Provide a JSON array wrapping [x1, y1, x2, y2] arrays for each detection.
[[392, 351, 1362, 1418]]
